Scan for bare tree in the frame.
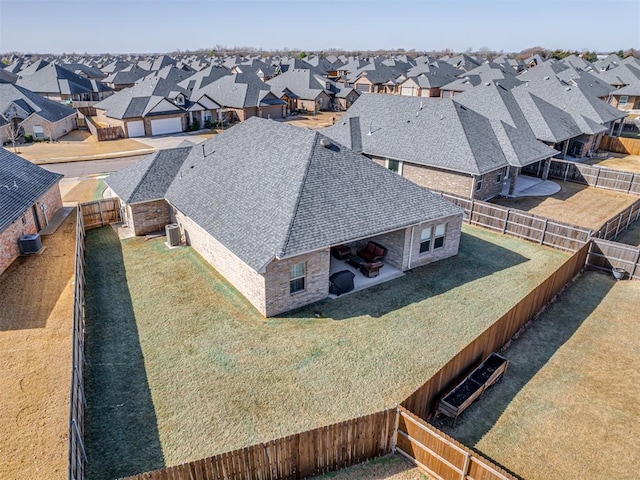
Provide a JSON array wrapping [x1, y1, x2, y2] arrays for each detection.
[[6, 120, 23, 153]]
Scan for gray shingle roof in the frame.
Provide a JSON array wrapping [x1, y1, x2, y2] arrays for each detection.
[[266, 69, 333, 100], [0, 82, 76, 123], [16, 63, 112, 95], [165, 117, 460, 271], [0, 148, 62, 232], [322, 94, 509, 175], [105, 147, 191, 204], [188, 73, 285, 109]]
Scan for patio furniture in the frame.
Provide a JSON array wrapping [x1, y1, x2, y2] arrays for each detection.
[[331, 245, 351, 260], [329, 270, 356, 296], [360, 261, 384, 278], [357, 241, 387, 263]]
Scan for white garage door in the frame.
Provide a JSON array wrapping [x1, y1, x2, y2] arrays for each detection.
[[401, 86, 416, 96], [127, 120, 145, 138], [150, 117, 182, 136]]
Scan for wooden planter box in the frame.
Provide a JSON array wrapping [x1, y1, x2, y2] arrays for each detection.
[[438, 353, 509, 421]]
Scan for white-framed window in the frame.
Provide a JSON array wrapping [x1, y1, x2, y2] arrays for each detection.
[[434, 223, 446, 249], [420, 223, 446, 254], [33, 125, 45, 139], [176, 94, 185, 106], [496, 169, 503, 183], [619, 95, 628, 106], [476, 174, 484, 191], [289, 262, 306, 294], [203, 111, 212, 122], [420, 226, 432, 253], [386, 158, 403, 175]]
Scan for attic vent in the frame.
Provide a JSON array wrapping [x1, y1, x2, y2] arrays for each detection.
[[484, 82, 491, 86], [565, 87, 571, 91], [544, 76, 550, 80], [320, 137, 332, 148]]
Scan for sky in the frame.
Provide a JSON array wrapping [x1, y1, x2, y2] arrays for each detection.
[[0, 0, 638, 54]]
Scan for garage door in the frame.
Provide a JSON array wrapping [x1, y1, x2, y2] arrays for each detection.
[[401, 86, 416, 96], [127, 120, 145, 138], [150, 117, 182, 136]]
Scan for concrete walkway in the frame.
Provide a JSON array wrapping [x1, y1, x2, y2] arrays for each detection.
[[39, 206, 75, 236], [501, 175, 561, 198]]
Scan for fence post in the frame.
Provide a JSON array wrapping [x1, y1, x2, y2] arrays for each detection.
[[469, 200, 475, 224], [97, 200, 104, 227], [391, 406, 400, 453], [630, 249, 640, 281], [593, 167, 600, 187], [460, 453, 471, 480], [540, 219, 548, 245], [502, 209, 510, 234]]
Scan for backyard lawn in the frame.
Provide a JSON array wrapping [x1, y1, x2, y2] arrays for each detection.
[[491, 180, 638, 231], [310, 454, 426, 480], [584, 153, 640, 173], [615, 219, 640, 247], [84, 223, 570, 479], [435, 271, 640, 480]]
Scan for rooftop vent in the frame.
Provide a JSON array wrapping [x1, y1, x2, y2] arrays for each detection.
[[565, 87, 571, 91], [320, 137, 332, 148], [485, 82, 491, 86], [544, 76, 550, 80]]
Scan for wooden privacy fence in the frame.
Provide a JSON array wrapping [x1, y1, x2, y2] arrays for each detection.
[[80, 198, 121, 229], [593, 198, 640, 241], [85, 115, 125, 141], [522, 158, 640, 195], [402, 242, 590, 420], [69, 208, 87, 480], [599, 135, 640, 156], [394, 406, 515, 480], [123, 409, 396, 480], [440, 192, 591, 252], [586, 239, 640, 281]]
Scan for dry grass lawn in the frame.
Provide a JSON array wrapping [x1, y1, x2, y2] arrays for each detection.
[[584, 153, 640, 173], [0, 212, 76, 480], [62, 177, 108, 204], [280, 111, 343, 129], [491, 180, 638, 231], [311, 455, 427, 480], [16, 130, 153, 163], [435, 271, 640, 480], [83, 223, 570, 479]]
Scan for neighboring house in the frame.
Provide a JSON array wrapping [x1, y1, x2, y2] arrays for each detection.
[[323, 93, 556, 200], [266, 69, 335, 112], [106, 117, 463, 317], [16, 63, 113, 106], [334, 86, 360, 111], [0, 69, 18, 84], [93, 76, 190, 137], [0, 82, 77, 143], [102, 65, 150, 91], [0, 148, 63, 275], [188, 73, 286, 122], [609, 81, 640, 111]]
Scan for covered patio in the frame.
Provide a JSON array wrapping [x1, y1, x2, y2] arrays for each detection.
[[328, 255, 404, 298], [501, 174, 560, 198]]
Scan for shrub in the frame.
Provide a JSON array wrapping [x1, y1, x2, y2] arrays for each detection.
[[24, 133, 33, 143], [190, 119, 201, 131]]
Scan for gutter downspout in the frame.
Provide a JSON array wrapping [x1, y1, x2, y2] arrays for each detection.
[[407, 226, 415, 270]]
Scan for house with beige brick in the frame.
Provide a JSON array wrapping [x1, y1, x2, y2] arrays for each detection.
[[106, 117, 463, 317], [323, 93, 558, 200], [0, 148, 63, 275]]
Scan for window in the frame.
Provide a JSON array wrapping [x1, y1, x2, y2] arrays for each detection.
[[420, 226, 432, 253], [386, 159, 402, 175], [203, 111, 212, 122], [476, 174, 484, 191], [434, 223, 446, 249], [496, 169, 503, 183], [33, 125, 45, 139], [289, 262, 306, 294], [619, 96, 628, 106]]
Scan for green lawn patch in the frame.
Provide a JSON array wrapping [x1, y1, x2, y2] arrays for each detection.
[[84, 224, 569, 479]]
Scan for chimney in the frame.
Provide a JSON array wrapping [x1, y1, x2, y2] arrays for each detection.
[[349, 116, 363, 153]]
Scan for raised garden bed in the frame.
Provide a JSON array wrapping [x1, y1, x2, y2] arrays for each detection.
[[438, 353, 508, 421]]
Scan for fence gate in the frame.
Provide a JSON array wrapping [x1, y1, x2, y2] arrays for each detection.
[[392, 406, 515, 480]]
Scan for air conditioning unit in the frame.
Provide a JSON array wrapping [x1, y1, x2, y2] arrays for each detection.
[[19, 233, 43, 254], [165, 223, 181, 247]]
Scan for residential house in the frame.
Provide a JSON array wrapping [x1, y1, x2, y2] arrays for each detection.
[[0, 82, 77, 143], [0, 148, 63, 275], [266, 69, 334, 112], [93, 76, 191, 137], [102, 65, 151, 91], [106, 117, 463, 317], [16, 63, 113, 107]]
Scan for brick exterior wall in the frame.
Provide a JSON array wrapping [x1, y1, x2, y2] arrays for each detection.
[[610, 95, 640, 110], [0, 183, 62, 275], [264, 249, 330, 317], [172, 208, 268, 315], [404, 215, 463, 269], [125, 199, 171, 236], [473, 167, 506, 201]]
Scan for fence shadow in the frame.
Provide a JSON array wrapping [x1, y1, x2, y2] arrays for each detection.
[[432, 271, 615, 446], [84, 226, 165, 479], [284, 231, 529, 320]]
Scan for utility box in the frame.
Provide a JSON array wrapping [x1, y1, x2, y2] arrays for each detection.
[[165, 223, 181, 247]]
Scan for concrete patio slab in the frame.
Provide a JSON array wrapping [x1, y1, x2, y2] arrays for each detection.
[[501, 175, 561, 198]]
